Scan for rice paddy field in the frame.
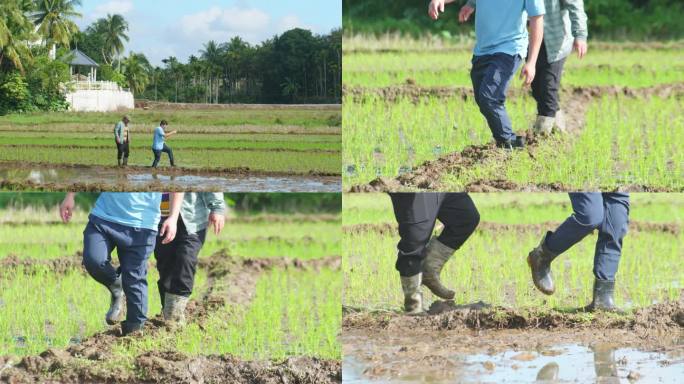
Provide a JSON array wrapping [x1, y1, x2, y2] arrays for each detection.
[[0, 198, 342, 383], [342, 192, 684, 383], [343, 36, 684, 191], [0, 106, 341, 192]]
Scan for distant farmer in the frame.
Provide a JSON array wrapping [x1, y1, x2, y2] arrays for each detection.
[[530, 0, 588, 134], [390, 193, 480, 314], [114, 115, 131, 167], [527, 193, 630, 311], [151, 120, 177, 168], [154, 193, 226, 325], [60, 192, 184, 335], [429, 0, 545, 150]]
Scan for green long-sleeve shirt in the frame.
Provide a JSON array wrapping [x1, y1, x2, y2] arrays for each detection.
[[466, 0, 588, 63], [180, 193, 226, 234]]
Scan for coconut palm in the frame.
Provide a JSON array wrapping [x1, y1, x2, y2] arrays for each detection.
[[0, 1, 35, 72], [33, 0, 81, 58], [123, 52, 151, 96], [97, 13, 129, 66]]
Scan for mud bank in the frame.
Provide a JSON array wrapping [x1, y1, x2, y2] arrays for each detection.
[[0, 163, 340, 192]]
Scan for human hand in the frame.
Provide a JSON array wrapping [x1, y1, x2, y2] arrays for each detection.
[[520, 62, 536, 86], [573, 39, 587, 59], [458, 5, 474, 23], [159, 216, 178, 244], [208, 213, 225, 235]]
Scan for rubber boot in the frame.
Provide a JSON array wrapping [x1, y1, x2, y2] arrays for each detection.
[[163, 293, 189, 325], [121, 321, 143, 336], [527, 232, 557, 295], [105, 276, 125, 325], [400, 274, 423, 314], [536, 362, 560, 381], [554, 109, 567, 133], [533, 115, 555, 135], [584, 279, 618, 312], [122, 157, 128, 167], [117, 158, 122, 167], [496, 136, 525, 150], [422, 238, 455, 300]]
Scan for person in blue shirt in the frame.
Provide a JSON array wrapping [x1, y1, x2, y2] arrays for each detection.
[[60, 192, 184, 335], [429, 0, 545, 150], [151, 120, 177, 167]]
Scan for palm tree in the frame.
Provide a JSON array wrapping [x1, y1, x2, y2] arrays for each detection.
[[33, 0, 82, 59], [200, 40, 222, 103], [0, 1, 35, 72], [123, 52, 151, 96], [96, 14, 128, 67]]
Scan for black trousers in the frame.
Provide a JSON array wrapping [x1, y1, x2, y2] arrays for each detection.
[[151, 144, 175, 167], [116, 141, 129, 161], [154, 216, 206, 305], [389, 193, 480, 277], [531, 40, 566, 117]]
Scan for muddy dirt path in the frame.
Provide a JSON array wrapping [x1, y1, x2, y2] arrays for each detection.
[[1, 252, 341, 384], [349, 83, 684, 192], [343, 293, 684, 383]]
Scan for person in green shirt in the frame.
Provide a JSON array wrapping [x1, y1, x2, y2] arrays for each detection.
[[114, 115, 131, 167]]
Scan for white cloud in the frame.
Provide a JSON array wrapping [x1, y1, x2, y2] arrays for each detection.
[[178, 6, 271, 43], [91, 0, 134, 19]]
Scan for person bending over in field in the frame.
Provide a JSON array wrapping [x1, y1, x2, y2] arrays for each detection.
[[390, 193, 480, 314], [527, 193, 630, 311], [429, 0, 545, 150], [60, 192, 183, 335], [151, 120, 177, 168], [154, 192, 226, 325], [114, 115, 131, 167]]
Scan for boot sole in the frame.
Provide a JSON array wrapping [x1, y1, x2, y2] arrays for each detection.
[[527, 254, 554, 296], [422, 281, 455, 300]]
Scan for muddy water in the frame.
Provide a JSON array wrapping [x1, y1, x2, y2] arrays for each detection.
[[0, 166, 340, 192], [343, 331, 684, 383]]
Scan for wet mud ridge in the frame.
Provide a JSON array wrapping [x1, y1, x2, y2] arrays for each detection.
[[1, 252, 342, 384], [350, 83, 684, 192]]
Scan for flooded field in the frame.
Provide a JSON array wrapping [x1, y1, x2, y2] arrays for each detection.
[[0, 164, 340, 192]]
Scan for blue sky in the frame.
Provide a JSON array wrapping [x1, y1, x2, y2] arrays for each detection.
[[75, 1, 341, 66]]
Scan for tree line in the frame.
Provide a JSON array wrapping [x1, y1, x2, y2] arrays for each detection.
[[343, 0, 684, 39], [0, 1, 341, 115]]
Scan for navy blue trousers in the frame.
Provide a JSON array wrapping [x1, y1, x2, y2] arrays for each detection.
[[390, 193, 480, 277], [545, 193, 630, 281], [82, 215, 157, 327], [471, 53, 522, 142]]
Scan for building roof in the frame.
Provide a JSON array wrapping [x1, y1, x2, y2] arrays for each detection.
[[63, 49, 99, 67]]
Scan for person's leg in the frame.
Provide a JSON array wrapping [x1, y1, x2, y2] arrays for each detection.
[[151, 149, 161, 167], [531, 42, 566, 134], [587, 193, 629, 311], [122, 142, 129, 166], [162, 143, 175, 166], [528, 193, 604, 295], [153, 220, 176, 309], [118, 226, 156, 334], [472, 53, 523, 146], [117, 143, 123, 166], [421, 193, 480, 299], [82, 216, 124, 324], [165, 218, 206, 323], [389, 193, 442, 313]]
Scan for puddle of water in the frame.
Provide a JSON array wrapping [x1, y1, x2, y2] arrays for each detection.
[[343, 334, 684, 384], [0, 166, 340, 192]]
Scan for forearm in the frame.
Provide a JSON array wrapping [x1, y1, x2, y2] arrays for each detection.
[[168, 193, 184, 218], [527, 16, 544, 64]]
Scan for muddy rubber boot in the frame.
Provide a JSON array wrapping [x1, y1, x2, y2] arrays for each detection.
[[122, 157, 128, 167], [117, 158, 122, 167], [496, 137, 525, 150], [105, 276, 125, 325], [121, 321, 143, 336], [422, 238, 456, 300], [401, 274, 423, 315], [163, 293, 189, 325], [527, 232, 557, 295], [584, 279, 619, 312], [533, 115, 555, 135], [554, 110, 567, 133], [536, 362, 560, 381]]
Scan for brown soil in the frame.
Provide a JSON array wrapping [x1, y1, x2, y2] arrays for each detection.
[[0, 144, 340, 154], [0, 253, 83, 277], [0, 251, 341, 383], [342, 220, 681, 236], [348, 83, 684, 192]]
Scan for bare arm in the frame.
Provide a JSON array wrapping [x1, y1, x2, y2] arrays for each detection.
[[159, 192, 184, 244], [163, 130, 178, 139], [428, 0, 458, 20], [520, 15, 543, 86]]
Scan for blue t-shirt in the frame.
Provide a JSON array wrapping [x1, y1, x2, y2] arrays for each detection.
[[473, 0, 545, 57], [152, 126, 165, 150], [91, 193, 162, 230]]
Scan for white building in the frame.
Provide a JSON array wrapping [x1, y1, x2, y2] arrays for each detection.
[[63, 49, 134, 112]]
